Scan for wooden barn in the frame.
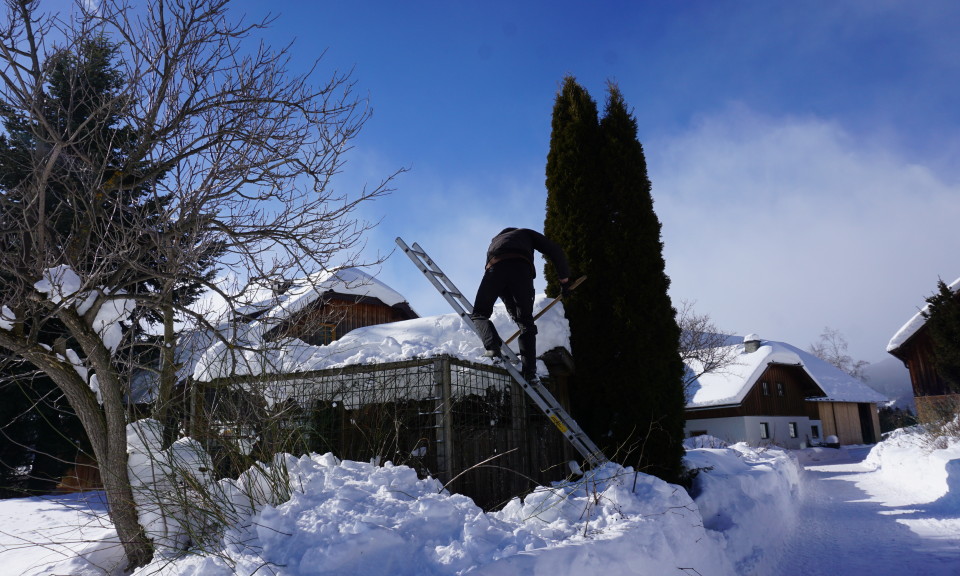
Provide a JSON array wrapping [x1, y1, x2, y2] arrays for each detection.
[[684, 335, 886, 448], [887, 276, 960, 421]]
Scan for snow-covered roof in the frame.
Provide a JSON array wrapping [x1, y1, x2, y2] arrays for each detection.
[[127, 268, 418, 403], [237, 267, 412, 321], [887, 276, 960, 353], [686, 336, 887, 409], [192, 293, 570, 385]]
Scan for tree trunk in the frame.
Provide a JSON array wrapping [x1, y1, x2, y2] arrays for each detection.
[[157, 298, 177, 446], [99, 435, 153, 570], [59, 310, 155, 569], [0, 329, 154, 568]]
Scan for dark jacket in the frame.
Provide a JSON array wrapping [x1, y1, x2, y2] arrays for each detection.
[[485, 228, 570, 279]]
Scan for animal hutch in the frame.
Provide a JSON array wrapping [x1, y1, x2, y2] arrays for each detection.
[[193, 355, 575, 509]]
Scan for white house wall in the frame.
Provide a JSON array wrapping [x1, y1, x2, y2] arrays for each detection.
[[685, 415, 823, 450]]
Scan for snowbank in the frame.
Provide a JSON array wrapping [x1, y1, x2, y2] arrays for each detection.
[[127, 420, 219, 553], [1, 435, 803, 576], [683, 438, 801, 575], [121, 434, 801, 576], [11, 427, 960, 576], [130, 455, 740, 576], [862, 425, 960, 504]]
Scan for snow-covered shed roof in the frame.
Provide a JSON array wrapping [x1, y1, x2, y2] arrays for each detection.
[[192, 293, 570, 384], [685, 336, 887, 409], [129, 268, 419, 402], [887, 276, 960, 354]]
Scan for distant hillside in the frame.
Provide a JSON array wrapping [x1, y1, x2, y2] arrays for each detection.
[[863, 356, 915, 412]]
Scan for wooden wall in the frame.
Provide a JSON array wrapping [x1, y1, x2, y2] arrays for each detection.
[[893, 332, 953, 397], [281, 296, 414, 345], [813, 401, 880, 445], [55, 453, 102, 493]]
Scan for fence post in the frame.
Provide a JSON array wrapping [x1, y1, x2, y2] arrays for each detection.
[[434, 356, 455, 482]]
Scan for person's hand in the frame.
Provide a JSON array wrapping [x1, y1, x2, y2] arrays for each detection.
[[560, 278, 571, 297]]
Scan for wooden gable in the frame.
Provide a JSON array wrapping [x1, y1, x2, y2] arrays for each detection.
[[889, 283, 960, 399], [890, 324, 953, 398], [272, 292, 418, 345]]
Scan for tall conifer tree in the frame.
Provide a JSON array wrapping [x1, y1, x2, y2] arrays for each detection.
[[923, 280, 960, 392], [545, 77, 685, 482], [544, 77, 601, 290], [543, 76, 605, 448]]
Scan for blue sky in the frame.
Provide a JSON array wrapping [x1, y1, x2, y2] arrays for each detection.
[[235, 0, 960, 364]]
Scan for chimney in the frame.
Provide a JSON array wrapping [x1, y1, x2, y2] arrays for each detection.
[[743, 334, 761, 353], [270, 279, 293, 295]]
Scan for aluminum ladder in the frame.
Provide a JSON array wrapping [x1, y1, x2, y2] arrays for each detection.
[[396, 237, 607, 467]]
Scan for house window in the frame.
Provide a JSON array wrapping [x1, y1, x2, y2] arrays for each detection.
[[777, 382, 785, 397], [811, 425, 820, 439], [761, 381, 770, 396], [789, 422, 798, 438], [760, 422, 770, 439], [315, 323, 337, 345]]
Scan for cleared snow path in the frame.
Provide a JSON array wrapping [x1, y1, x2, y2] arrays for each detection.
[[776, 447, 960, 576]]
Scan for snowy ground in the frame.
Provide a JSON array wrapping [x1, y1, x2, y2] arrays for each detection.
[[778, 445, 960, 575], [2, 427, 959, 576]]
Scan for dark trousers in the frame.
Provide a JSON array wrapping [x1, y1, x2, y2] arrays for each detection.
[[470, 259, 538, 378]]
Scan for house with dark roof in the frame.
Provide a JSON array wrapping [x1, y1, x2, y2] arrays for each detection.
[[684, 335, 886, 448]]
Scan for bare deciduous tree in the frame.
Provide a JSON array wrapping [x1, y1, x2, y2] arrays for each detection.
[[677, 300, 739, 391], [808, 327, 869, 381], [0, 0, 397, 568]]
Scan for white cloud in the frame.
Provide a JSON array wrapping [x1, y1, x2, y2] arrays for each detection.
[[651, 106, 960, 362]]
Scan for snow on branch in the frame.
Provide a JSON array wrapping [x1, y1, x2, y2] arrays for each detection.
[[34, 265, 136, 352]]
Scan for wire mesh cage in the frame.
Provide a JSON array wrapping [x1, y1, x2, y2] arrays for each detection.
[[194, 355, 573, 508]]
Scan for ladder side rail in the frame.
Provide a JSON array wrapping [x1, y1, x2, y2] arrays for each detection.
[[497, 352, 606, 466], [396, 237, 607, 466], [398, 239, 469, 306], [397, 239, 475, 317], [400, 248, 464, 306], [411, 242, 475, 313]]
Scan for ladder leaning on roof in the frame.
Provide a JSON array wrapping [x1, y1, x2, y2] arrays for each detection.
[[395, 237, 607, 468]]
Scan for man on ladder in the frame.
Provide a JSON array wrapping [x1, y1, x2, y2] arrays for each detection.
[[472, 227, 571, 383]]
